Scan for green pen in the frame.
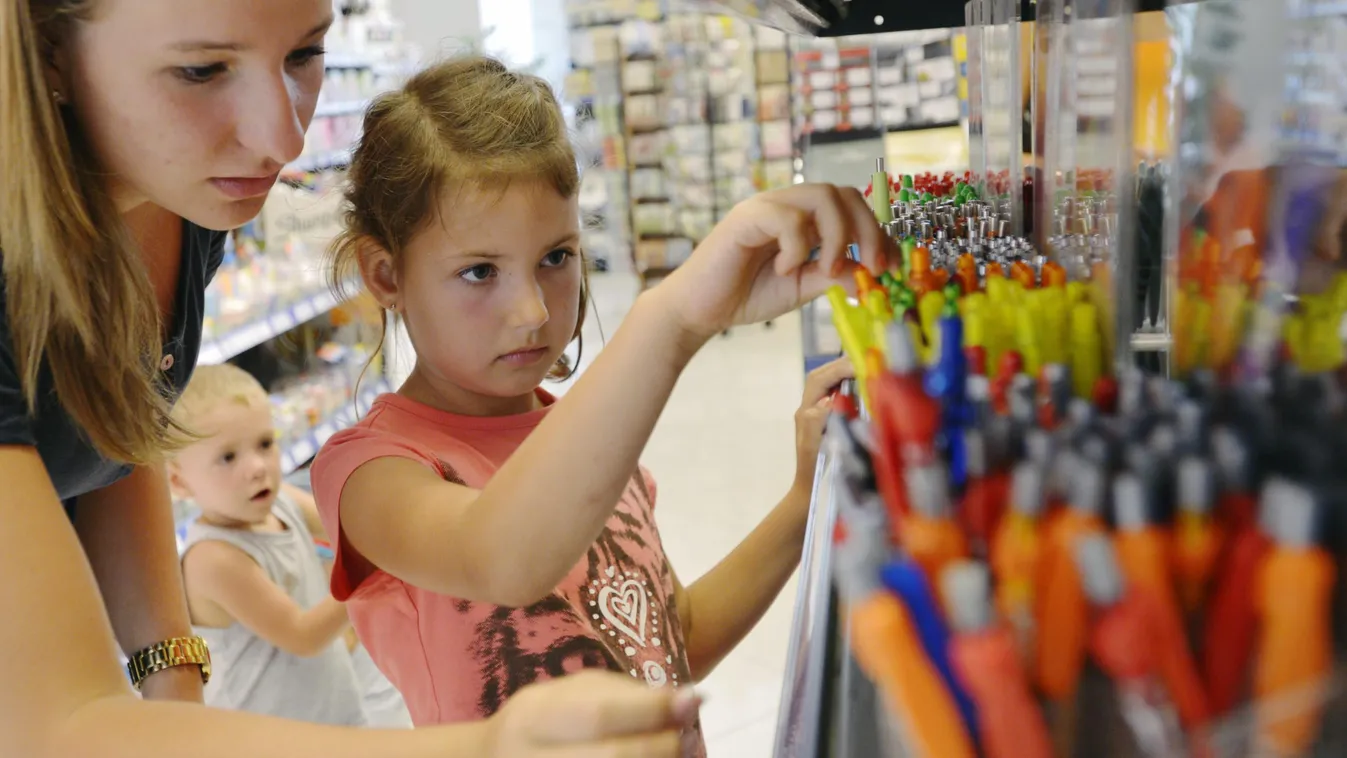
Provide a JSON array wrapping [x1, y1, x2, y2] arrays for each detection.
[[872, 158, 893, 224]]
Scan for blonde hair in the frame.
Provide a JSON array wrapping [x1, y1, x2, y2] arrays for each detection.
[[329, 55, 588, 380], [170, 364, 270, 437], [1, 1, 182, 464]]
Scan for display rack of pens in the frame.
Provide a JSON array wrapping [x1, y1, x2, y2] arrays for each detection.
[[821, 157, 1347, 758]]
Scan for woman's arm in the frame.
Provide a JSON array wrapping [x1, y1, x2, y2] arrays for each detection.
[[0, 446, 691, 758], [337, 185, 887, 608], [73, 462, 201, 702]]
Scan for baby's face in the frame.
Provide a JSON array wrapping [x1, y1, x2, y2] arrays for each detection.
[[172, 400, 282, 525]]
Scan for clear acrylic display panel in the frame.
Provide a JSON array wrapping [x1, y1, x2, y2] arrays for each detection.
[[976, 0, 1024, 235]]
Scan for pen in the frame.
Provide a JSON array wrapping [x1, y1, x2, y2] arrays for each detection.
[[1173, 457, 1221, 615], [1113, 473, 1210, 731], [942, 561, 1053, 758], [899, 461, 969, 587], [1253, 479, 1335, 756], [1035, 460, 1107, 755], [990, 463, 1046, 665], [880, 557, 981, 747], [1075, 533, 1187, 758]]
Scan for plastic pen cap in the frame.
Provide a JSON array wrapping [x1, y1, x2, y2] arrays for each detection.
[[1075, 533, 1126, 607], [1210, 426, 1251, 494], [1070, 460, 1107, 518], [1176, 400, 1207, 448], [941, 560, 994, 634], [1112, 473, 1149, 532], [1010, 463, 1046, 518], [886, 321, 921, 374], [964, 430, 988, 478], [1177, 457, 1214, 515], [1148, 424, 1177, 459], [907, 462, 953, 518], [1258, 478, 1318, 549], [1025, 429, 1055, 467], [1067, 398, 1095, 430], [1009, 375, 1037, 424]]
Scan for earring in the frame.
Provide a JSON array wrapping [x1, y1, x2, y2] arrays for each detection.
[[51, 89, 65, 104]]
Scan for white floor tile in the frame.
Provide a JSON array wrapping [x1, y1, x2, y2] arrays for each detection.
[[560, 272, 811, 757]]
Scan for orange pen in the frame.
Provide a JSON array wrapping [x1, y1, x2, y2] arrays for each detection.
[[942, 561, 1053, 758], [901, 462, 969, 588], [990, 463, 1046, 666], [855, 267, 882, 300], [1035, 460, 1107, 754], [1172, 457, 1221, 614], [1041, 260, 1068, 288], [955, 253, 980, 294], [1253, 479, 1336, 756], [1113, 474, 1211, 731], [849, 591, 978, 758]]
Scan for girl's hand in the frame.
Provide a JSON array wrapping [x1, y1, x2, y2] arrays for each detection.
[[656, 184, 891, 342], [794, 357, 856, 491], [482, 671, 702, 757]]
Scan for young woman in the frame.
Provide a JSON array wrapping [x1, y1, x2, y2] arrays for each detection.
[[0, 2, 712, 756]]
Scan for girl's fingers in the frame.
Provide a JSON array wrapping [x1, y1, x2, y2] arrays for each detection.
[[544, 732, 684, 758], [766, 204, 818, 277], [792, 259, 862, 304], [838, 185, 892, 272], [811, 186, 856, 279], [802, 357, 856, 407]]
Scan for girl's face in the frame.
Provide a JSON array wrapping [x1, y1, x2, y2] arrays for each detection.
[[57, 0, 329, 227], [398, 181, 583, 412]]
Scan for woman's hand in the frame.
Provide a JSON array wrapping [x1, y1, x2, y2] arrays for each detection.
[[481, 671, 701, 757], [655, 184, 891, 341], [793, 358, 855, 492]]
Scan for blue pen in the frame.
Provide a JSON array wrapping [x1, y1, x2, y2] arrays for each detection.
[[880, 557, 982, 750], [925, 292, 971, 486]]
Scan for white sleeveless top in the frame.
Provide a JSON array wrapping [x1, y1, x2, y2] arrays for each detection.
[[182, 493, 367, 726]]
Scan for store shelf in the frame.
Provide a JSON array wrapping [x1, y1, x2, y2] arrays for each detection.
[[324, 53, 372, 69], [198, 285, 353, 366], [314, 99, 371, 118], [280, 378, 390, 474]]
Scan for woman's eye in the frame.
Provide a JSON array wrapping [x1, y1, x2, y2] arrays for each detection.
[[287, 45, 326, 67], [175, 63, 227, 85], [542, 249, 574, 267], [459, 264, 497, 283]]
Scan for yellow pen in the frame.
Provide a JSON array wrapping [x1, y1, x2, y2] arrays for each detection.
[[1038, 287, 1068, 367], [1015, 303, 1044, 378], [1070, 302, 1102, 400], [919, 290, 946, 365], [828, 285, 875, 402]]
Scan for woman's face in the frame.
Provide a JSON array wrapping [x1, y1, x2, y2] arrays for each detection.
[[57, 0, 330, 229]]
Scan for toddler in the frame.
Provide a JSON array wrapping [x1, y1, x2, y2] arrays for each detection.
[[310, 56, 884, 752], [172, 364, 407, 726]]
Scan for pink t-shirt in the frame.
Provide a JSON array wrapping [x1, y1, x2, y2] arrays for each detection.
[[311, 390, 705, 754]]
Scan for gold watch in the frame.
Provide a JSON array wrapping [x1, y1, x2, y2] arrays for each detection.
[[126, 636, 212, 691]]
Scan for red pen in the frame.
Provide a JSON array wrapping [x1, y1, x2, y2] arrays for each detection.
[[942, 561, 1053, 758], [1074, 534, 1188, 758], [958, 431, 1004, 559], [1173, 457, 1221, 615], [1203, 429, 1270, 717]]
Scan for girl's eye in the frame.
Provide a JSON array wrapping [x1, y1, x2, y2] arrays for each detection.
[[220, 452, 236, 465], [542, 249, 575, 268], [260, 438, 275, 451], [459, 263, 497, 283], [175, 63, 227, 85], [287, 45, 327, 68]]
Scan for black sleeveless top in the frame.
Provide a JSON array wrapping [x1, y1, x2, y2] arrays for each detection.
[[0, 220, 227, 516]]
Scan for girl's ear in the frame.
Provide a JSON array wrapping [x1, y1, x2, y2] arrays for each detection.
[[357, 238, 401, 312], [167, 461, 193, 501]]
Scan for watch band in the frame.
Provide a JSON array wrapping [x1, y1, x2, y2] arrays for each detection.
[[126, 636, 212, 691]]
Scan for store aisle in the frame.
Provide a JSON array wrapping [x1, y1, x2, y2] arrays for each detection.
[[558, 272, 807, 757]]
